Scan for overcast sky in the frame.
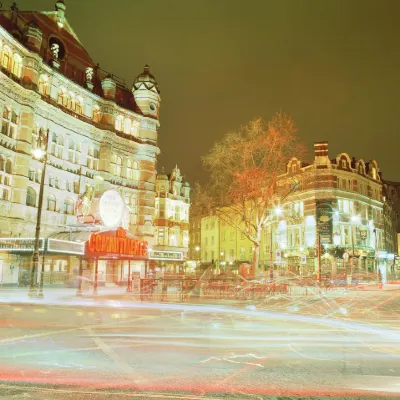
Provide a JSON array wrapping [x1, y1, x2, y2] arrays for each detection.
[[15, 0, 400, 183]]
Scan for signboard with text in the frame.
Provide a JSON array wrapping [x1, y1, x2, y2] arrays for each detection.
[[316, 200, 333, 244], [149, 251, 183, 261]]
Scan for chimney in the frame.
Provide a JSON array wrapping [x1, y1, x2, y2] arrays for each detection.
[[314, 141, 329, 165]]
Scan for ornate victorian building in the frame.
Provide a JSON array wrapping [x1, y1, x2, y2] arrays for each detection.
[[0, 2, 161, 285], [153, 166, 190, 273]]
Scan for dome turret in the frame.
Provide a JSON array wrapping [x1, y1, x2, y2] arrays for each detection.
[[132, 65, 161, 119], [133, 65, 160, 94]]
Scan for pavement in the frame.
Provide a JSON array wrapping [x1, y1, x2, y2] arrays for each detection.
[[0, 284, 400, 399]]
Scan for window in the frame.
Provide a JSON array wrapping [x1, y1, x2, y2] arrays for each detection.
[[124, 118, 132, 134], [71, 95, 83, 114], [38, 75, 49, 95], [341, 159, 347, 168], [0, 155, 4, 171], [93, 105, 101, 122], [51, 135, 64, 158], [211, 236, 214, 245], [47, 194, 56, 211], [222, 231, 226, 241], [114, 156, 122, 176], [11, 53, 22, 77], [5, 159, 12, 174], [115, 115, 123, 131], [230, 231, 234, 241], [1, 107, 19, 139], [26, 187, 36, 207], [87, 147, 99, 170], [1, 46, 11, 70], [131, 120, 140, 137], [57, 88, 70, 108], [68, 140, 80, 163], [64, 197, 74, 215], [126, 160, 133, 179]]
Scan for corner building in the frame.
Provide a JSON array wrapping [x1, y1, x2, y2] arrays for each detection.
[[0, 2, 161, 285]]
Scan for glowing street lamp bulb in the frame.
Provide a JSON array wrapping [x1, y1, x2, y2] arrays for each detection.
[[299, 247, 304, 251], [32, 148, 45, 159], [351, 215, 360, 223], [220, 252, 224, 256], [195, 246, 200, 251], [274, 207, 283, 216]]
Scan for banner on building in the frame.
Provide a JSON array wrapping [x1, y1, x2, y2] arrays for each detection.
[[316, 200, 333, 244]]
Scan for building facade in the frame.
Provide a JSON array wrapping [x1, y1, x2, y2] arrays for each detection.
[[196, 142, 398, 281], [0, 2, 161, 285], [153, 166, 190, 273]]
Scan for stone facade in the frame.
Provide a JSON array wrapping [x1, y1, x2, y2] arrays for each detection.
[[0, 3, 160, 284], [153, 166, 190, 272]]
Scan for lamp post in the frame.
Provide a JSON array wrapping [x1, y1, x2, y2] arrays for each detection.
[[350, 215, 360, 283], [29, 129, 49, 297]]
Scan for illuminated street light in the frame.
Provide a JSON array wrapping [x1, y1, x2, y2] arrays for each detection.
[[274, 207, 283, 216], [29, 129, 49, 299]]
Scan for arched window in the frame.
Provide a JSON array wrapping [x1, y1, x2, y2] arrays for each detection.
[[64, 197, 74, 215], [1, 46, 11, 70], [5, 159, 12, 174], [26, 187, 36, 207], [115, 156, 122, 176], [11, 53, 22, 77], [123, 118, 132, 134], [133, 161, 139, 170], [0, 155, 4, 171], [38, 75, 49, 95], [71, 95, 83, 114], [93, 105, 101, 122], [115, 115, 123, 131], [131, 120, 140, 137], [126, 160, 133, 179], [1, 106, 18, 139], [47, 194, 56, 211], [57, 88, 66, 105]]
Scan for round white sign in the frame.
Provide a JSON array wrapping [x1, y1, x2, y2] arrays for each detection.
[[99, 190, 125, 227]]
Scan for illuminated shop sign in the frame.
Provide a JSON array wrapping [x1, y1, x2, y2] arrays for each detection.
[[149, 251, 183, 261], [86, 227, 148, 257], [47, 239, 85, 255], [0, 238, 45, 252]]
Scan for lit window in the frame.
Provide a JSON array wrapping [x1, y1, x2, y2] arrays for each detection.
[[1, 107, 19, 139], [26, 187, 36, 207], [11, 53, 22, 77], [341, 159, 346, 168], [126, 159, 133, 180], [124, 118, 132, 134], [131, 120, 140, 137], [1, 46, 11, 70], [115, 115, 123, 131], [38, 75, 49, 95], [64, 197, 74, 215], [47, 194, 56, 211], [93, 105, 101, 122]]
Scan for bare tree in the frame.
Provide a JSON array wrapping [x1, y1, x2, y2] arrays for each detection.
[[202, 112, 306, 276]]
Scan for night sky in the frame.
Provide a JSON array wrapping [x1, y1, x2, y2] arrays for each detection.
[[16, 0, 400, 183]]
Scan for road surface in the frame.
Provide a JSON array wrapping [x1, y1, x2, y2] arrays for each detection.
[[0, 287, 400, 399]]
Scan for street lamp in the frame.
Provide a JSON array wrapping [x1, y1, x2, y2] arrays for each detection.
[[29, 129, 49, 298], [350, 215, 361, 282]]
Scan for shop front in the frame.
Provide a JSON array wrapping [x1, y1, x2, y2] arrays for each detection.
[[0, 227, 149, 290]]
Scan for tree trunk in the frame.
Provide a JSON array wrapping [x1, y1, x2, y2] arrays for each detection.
[[250, 228, 262, 277], [251, 243, 260, 278]]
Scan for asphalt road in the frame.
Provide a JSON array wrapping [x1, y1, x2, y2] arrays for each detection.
[[0, 289, 400, 399]]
